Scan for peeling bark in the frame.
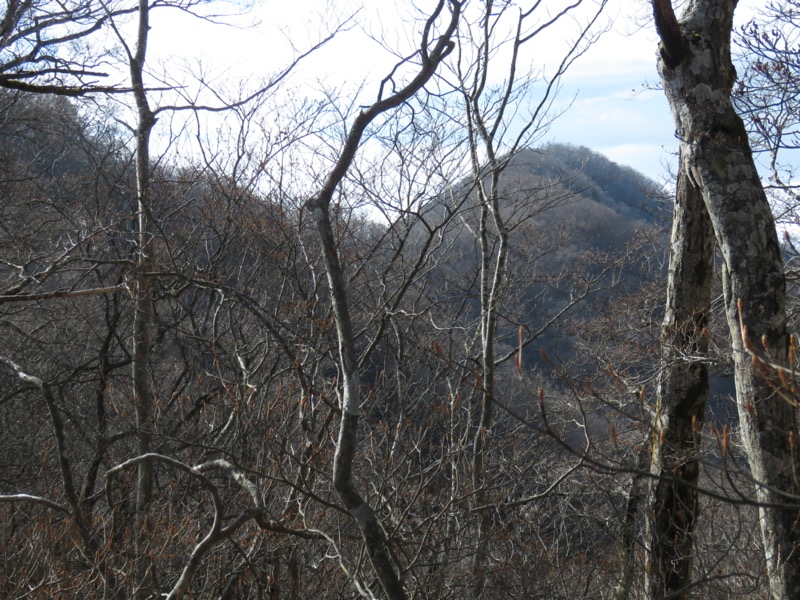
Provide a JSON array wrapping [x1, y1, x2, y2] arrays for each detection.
[[651, 1, 800, 598]]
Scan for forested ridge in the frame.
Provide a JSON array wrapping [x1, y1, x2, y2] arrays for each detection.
[[2, 1, 800, 599]]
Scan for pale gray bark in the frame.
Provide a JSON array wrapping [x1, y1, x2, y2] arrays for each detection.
[[615, 445, 649, 600], [646, 164, 713, 599], [109, 3, 157, 595], [305, 3, 462, 598], [454, 3, 607, 593], [651, 1, 800, 597], [1, 358, 120, 595], [470, 165, 507, 600], [128, 0, 156, 515]]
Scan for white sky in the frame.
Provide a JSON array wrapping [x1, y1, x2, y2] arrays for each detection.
[[142, 0, 768, 184]]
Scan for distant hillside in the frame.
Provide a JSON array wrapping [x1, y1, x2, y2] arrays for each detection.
[[510, 144, 667, 221], [511, 143, 669, 359], [420, 142, 669, 271], [533, 144, 667, 221], [506, 144, 668, 256], [404, 142, 673, 411]]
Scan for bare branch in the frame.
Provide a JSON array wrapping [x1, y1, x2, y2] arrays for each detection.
[[0, 284, 127, 304], [0, 493, 70, 514]]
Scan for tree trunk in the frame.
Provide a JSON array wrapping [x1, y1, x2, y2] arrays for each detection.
[[646, 163, 713, 599], [130, 0, 156, 516], [305, 5, 462, 598], [126, 2, 156, 596], [616, 446, 648, 600], [651, 1, 800, 597], [311, 200, 408, 600], [470, 165, 507, 600]]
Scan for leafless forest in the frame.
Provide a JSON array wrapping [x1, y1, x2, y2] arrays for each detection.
[[2, 0, 800, 598]]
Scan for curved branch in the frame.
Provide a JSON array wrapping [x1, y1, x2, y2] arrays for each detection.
[[0, 493, 70, 514], [304, 4, 463, 599]]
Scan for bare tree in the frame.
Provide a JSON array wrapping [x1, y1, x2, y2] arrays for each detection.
[[114, 0, 157, 517], [734, 0, 800, 208], [306, 3, 462, 597], [0, 0, 131, 94], [442, 2, 607, 595], [646, 160, 714, 599], [0, 2, 346, 597], [650, 1, 800, 598]]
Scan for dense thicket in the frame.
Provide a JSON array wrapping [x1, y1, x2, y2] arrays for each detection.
[[1, 0, 799, 598], [0, 87, 655, 594], [0, 84, 757, 599]]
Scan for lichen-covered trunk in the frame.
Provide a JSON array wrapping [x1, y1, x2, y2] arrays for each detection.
[[646, 164, 713, 599], [652, 1, 800, 597]]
